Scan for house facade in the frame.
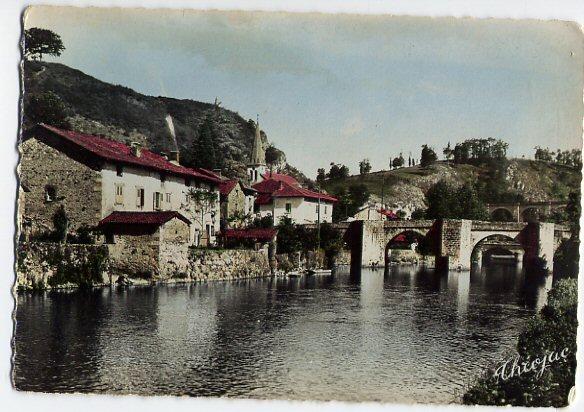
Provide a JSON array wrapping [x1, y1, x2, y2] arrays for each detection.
[[253, 173, 336, 225], [219, 179, 256, 228], [19, 124, 221, 246]]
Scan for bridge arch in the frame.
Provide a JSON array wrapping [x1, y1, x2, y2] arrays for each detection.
[[491, 208, 515, 222], [471, 234, 524, 266], [384, 230, 431, 266]]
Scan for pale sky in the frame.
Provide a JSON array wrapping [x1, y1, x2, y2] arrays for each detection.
[[25, 6, 583, 177]]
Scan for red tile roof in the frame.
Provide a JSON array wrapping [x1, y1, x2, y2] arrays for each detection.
[[261, 172, 300, 186], [37, 124, 221, 184], [98, 211, 191, 227], [219, 179, 238, 196], [253, 176, 337, 204], [221, 228, 277, 241]]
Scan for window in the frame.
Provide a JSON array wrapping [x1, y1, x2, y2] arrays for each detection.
[[210, 225, 215, 236], [285, 203, 292, 214], [136, 188, 145, 208], [44, 185, 56, 202], [324, 206, 328, 214], [153, 192, 163, 210], [165, 193, 171, 203], [115, 184, 124, 205], [316, 204, 319, 213], [105, 232, 115, 244], [116, 165, 123, 176]]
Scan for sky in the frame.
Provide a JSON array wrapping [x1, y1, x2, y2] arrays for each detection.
[[25, 6, 584, 178]]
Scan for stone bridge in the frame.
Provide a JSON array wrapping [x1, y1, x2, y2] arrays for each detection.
[[346, 219, 570, 272], [486, 201, 567, 222]]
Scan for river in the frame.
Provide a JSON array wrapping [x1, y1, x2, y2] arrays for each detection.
[[12, 264, 553, 403]]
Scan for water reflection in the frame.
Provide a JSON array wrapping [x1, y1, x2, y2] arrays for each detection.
[[14, 263, 551, 403]]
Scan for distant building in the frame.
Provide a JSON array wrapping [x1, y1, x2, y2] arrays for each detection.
[[19, 124, 221, 246], [350, 202, 412, 221], [253, 172, 336, 224], [219, 179, 256, 228]]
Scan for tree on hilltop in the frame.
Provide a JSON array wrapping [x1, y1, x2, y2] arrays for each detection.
[[359, 158, 372, 175], [420, 145, 438, 167], [24, 28, 65, 61]]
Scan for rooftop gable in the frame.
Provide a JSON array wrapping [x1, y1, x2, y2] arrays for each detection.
[[34, 124, 221, 185]]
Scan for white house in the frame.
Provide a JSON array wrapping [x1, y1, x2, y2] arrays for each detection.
[[253, 172, 336, 224], [19, 124, 221, 246]]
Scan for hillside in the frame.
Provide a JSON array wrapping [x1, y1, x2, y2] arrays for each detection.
[[322, 160, 581, 210], [22, 60, 307, 182]]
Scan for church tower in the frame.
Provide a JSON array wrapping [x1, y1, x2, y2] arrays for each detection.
[[248, 117, 266, 184]]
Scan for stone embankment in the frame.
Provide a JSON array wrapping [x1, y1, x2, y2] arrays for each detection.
[[16, 242, 273, 290]]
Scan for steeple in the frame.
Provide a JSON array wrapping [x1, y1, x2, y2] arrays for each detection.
[[247, 116, 267, 184], [249, 116, 265, 166]]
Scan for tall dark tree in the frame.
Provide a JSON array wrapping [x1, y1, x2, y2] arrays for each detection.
[[420, 145, 438, 167], [316, 168, 326, 183], [24, 28, 65, 61], [190, 115, 218, 170]]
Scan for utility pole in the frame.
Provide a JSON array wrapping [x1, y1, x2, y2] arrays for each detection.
[[317, 197, 321, 250]]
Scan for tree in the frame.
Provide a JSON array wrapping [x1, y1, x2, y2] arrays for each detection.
[[359, 158, 372, 175], [52, 205, 68, 243], [425, 180, 487, 220], [331, 184, 370, 222], [24, 28, 65, 61], [190, 115, 218, 170], [327, 163, 349, 180], [443, 142, 453, 162], [24, 91, 70, 129], [420, 145, 438, 167], [464, 279, 577, 407], [392, 155, 404, 169], [182, 187, 218, 245], [265, 144, 284, 171], [348, 184, 370, 209], [316, 168, 326, 183]]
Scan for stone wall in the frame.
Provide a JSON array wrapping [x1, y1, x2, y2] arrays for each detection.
[[275, 250, 326, 272], [107, 232, 161, 279], [185, 248, 271, 281], [16, 242, 110, 289], [19, 138, 102, 236], [16, 241, 272, 289]]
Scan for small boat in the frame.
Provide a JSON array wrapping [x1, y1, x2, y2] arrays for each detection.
[[286, 271, 302, 278], [307, 269, 332, 276]]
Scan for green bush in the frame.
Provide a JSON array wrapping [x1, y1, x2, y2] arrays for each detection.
[[463, 279, 577, 407]]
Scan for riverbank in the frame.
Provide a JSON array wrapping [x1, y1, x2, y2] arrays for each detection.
[[16, 242, 273, 290]]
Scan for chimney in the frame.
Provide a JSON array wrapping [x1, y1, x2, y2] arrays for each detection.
[[169, 150, 180, 165], [130, 142, 142, 157]]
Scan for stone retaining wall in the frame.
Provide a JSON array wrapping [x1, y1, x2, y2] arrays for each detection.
[[16, 242, 110, 289], [16, 242, 272, 289], [185, 248, 271, 281]]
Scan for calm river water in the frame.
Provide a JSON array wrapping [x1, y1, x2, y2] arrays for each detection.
[[13, 265, 553, 403]]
